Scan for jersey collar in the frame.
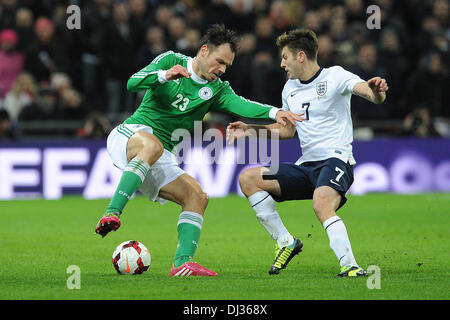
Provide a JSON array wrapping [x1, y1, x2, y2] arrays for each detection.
[[299, 67, 323, 84], [188, 57, 208, 84]]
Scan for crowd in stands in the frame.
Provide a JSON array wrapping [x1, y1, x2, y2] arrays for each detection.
[[0, 0, 448, 140]]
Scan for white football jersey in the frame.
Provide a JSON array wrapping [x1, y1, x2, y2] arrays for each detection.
[[281, 66, 364, 165]]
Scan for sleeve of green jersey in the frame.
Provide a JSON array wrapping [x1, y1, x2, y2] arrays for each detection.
[[212, 81, 279, 120], [126, 51, 177, 92]]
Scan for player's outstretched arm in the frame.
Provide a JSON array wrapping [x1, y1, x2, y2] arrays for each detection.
[[275, 110, 305, 126], [226, 120, 297, 144], [353, 77, 388, 104]]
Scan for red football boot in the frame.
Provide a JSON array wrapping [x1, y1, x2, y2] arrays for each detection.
[[95, 212, 121, 238], [169, 262, 218, 277]]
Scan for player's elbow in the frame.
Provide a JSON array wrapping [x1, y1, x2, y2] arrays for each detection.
[[126, 79, 138, 92]]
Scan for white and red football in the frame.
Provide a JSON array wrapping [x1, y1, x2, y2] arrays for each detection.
[[112, 240, 151, 275]]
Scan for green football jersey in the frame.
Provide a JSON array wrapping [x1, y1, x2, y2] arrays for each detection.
[[124, 51, 278, 151]]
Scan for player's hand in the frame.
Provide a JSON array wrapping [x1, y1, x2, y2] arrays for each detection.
[[275, 110, 305, 126], [166, 65, 192, 81], [367, 77, 389, 93], [226, 121, 250, 144]]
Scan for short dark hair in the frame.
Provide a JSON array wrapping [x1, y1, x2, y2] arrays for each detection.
[[276, 28, 319, 60], [199, 24, 238, 53]]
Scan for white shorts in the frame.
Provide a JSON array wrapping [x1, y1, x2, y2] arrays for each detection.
[[106, 123, 185, 204]]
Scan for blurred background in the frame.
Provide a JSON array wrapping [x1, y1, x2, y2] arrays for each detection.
[[0, 0, 448, 140]]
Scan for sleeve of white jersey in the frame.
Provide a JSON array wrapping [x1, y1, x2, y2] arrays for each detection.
[[334, 66, 365, 95], [281, 84, 290, 111]]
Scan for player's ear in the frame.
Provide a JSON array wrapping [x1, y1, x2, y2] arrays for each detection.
[[199, 44, 209, 57], [297, 51, 306, 63]]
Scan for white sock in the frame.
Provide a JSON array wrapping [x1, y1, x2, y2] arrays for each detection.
[[248, 191, 294, 247], [323, 215, 358, 267]]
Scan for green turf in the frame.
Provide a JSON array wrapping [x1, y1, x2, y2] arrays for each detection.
[[0, 193, 449, 300]]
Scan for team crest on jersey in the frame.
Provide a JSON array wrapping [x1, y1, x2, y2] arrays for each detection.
[[316, 81, 327, 96], [199, 87, 213, 100]]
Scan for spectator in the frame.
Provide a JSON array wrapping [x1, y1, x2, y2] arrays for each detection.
[[81, 0, 112, 52], [14, 7, 34, 52], [0, 0, 445, 138], [345, 0, 365, 25], [317, 34, 337, 67], [378, 28, 407, 117], [184, 7, 205, 31], [78, 111, 112, 139], [178, 28, 201, 57], [405, 52, 449, 119], [129, 0, 151, 36], [328, 16, 347, 44], [167, 16, 187, 51], [412, 16, 441, 64], [402, 106, 440, 138], [254, 16, 278, 60], [24, 17, 69, 85], [0, 0, 18, 30], [80, 0, 112, 110], [18, 87, 60, 121], [336, 23, 366, 68], [432, 0, 449, 29], [302, 11, 323, 34], [0, 29, 23, 99], [250, 22, 285, 109], [224, 32, 256, 99], [285, 0, 305, 27], [50, 72, 72, 97], [229, 0, 255, 33], [154, 4, 174, 35], [136, 25, 167, 70], [253, 0, 270, 16], [59, 88, 88, 121], [350, 43, 389, 120], [2, 72, 36, 122], [51, 5, 84, 91], [205, 0, 234, 28], [268, 0, 291, 35], [98, 2, 138, 114], [0, 109, 15, 139]]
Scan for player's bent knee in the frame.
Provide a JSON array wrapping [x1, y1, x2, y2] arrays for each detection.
[[238, 168, 261, 194], [128, 132, 164, 165], [197, 191, 209, 210], [312, 188, 341, 221], [182, 188, 209, 213]]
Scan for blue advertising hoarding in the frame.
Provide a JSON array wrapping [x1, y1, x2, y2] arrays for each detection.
[[0, 138, 449, 200]]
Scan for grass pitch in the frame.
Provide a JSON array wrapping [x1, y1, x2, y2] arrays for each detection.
[[0, 193, 449, 300]]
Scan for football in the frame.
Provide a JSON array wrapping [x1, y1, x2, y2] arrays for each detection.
[[112, 240, 151, 275]]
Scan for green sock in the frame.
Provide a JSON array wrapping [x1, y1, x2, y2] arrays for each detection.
[[174, 211, 203, 267], [105, 157, 150, 214]]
